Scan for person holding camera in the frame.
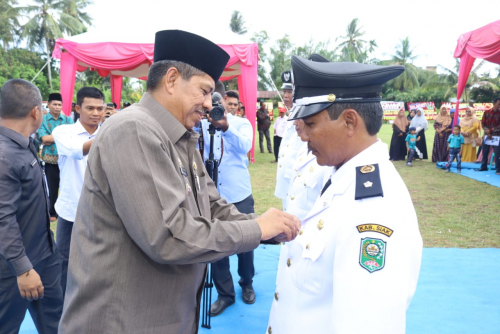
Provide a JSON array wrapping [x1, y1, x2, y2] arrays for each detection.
[[58, 30, 300, 334], [51, 87, 104, 299], [198, 83, 257, 316]]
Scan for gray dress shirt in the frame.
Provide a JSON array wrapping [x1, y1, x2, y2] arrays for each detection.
[[59, 93, 262, 334], [0, 125, 54, 279]]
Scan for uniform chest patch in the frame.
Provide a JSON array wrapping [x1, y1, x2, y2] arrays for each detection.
[[356, 224, 393, 237], [359, 238, 386, 273]]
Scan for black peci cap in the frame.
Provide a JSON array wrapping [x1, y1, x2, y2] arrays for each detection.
[[48, 93, 62, 102], [153, 30, 230, 83], [289, 56, 404, 120]]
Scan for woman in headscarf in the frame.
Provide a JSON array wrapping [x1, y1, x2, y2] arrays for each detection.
[[432, 106, 452, 162], [389, 108, 409, 161], [460, 107, 481, 162], [409, 108, 429, 160], [407, 109, 415, 122]]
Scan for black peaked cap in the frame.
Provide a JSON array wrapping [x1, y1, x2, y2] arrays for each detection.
[[290, 55, 404, 120], [153, 30, 230, 82], [48, 93, 62, 102], [308, 54, 329, 62]]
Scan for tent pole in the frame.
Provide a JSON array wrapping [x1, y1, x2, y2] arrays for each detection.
[[31, 60, 50, 83]]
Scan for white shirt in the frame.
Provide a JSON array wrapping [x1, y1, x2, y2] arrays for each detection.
[[200, 114, 253, 204], [53, 120, 99, 221], [273, 115, 288, 137], [267, 140, 423, 334], [274, 119, 303, 202], [283, 143, 333, 221]]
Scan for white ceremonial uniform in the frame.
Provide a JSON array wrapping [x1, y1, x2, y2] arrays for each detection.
[[283, 142, 332, 221], [267, 140, 423, 334], [52, 120, 99, 222], [274, 112, 303, 204]]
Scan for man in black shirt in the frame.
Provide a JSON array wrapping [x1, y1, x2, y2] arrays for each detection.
[[0, 79, 63, 334], [257, 101, 273, 153]]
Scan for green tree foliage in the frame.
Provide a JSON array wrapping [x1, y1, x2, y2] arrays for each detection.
[[21, 0, 91, 88], [387, 37, 419, 92], [336, 18, 377, 63], [0, 0, 22, 48], [268, 35, 293, 90], [229, 10, 247, 35], [0, 47, 59, 98], [251, 30, 271, 90]]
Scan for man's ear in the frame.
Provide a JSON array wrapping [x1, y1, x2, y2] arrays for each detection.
[[75, 104, 81, 114], [342, 109, 359, 137], [30, 106, 40, 121], [164, 67, 181, 94]]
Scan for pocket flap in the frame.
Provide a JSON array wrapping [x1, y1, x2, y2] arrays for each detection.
[[298, 237, 325, 262], [284, 168, 295, 179]]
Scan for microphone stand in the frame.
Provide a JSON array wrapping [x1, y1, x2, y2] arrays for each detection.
[[201, 123, 220, 329]]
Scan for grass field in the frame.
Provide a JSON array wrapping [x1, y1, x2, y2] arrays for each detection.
[[250, 118, 500, 248]]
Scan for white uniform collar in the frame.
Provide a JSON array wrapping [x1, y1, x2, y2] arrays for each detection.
[[75, 119, 100, 136]]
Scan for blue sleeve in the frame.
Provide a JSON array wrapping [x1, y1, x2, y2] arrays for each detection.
[[447, 136, 452, 143], [461, 135, 464, 144], [38, 117, 50, 138]]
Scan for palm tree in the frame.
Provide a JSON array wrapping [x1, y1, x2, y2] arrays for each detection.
[[336, 18, 368, 62], [388, 37, 419, 91], [21, 0, 90, 88], [0, 0, 22, 48], [229, 10, 247, 35], [61, 0, 92, 33]]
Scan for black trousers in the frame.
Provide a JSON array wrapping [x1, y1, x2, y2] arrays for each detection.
[[44, 163, 60, 218], [258, 129, 272, 153], [56, 217, 74, 299], [273, 136, 282, 161], [0, 251, 63, 334], [480, 142, 500, 172], [212, 194, 255, 303]]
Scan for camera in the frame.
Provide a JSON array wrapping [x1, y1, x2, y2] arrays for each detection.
[[209, 92, 225, 121]]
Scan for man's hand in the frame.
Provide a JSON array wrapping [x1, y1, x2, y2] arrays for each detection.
[[17, 269, 44, 300], [256, 208, 301, 242], [398, 133, 403, 137], [208, 112, 229, 132]]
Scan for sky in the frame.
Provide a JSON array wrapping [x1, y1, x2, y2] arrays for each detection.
[[22, 0, 500, 77]]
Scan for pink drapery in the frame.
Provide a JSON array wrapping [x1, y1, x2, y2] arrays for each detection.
[[453, 20, 500, 125], [52, 38, 259, 161]]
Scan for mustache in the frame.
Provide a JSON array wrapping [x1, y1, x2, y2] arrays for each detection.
[[307, 144, 315, 153]]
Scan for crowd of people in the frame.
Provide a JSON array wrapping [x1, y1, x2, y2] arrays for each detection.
[[388, 98, 500, 174], [5, 27, 499, 334]]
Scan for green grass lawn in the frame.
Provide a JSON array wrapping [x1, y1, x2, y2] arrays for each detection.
[[250, 119, 500, 248]]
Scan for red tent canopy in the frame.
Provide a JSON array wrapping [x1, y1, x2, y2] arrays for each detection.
[[453, 20, 500, 123], [52, 34, 259, 161]]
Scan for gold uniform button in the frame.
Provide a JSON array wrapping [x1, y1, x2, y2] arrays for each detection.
[[299, 229, 304, 235], [317, 219, 324, 230], [306, 244, 310, 249], [291, 195, 295, 200], [304, 182, 307, 186], [275, 292, 279, 301], [268, 326, 272, 334], [298, 172, 302, 177], [295, 168, 298, 171], [309, 166, 314, 172], [279, 164, 282, 168], [287, 258, 291, 267]]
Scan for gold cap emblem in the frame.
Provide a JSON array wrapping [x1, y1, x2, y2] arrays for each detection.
[[327, 94, 336, 102], [360, 165, 376, 173]]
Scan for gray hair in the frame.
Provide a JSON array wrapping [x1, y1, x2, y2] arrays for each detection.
[[146, 60, 205, 92], [0, 79, 42, 119]]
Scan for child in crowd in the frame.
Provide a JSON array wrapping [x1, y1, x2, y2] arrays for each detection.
[[446, 125, 464, 173], [405, 127, 420, 167]]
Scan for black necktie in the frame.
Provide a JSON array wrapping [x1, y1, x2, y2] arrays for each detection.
[[320, 178, 331, 196]]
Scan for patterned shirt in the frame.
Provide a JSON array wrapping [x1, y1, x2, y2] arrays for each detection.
[[481, 108, 500, 135], [38, 112, 74, 164]]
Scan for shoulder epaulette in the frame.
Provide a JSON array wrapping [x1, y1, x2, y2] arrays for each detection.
[[355, 164, 383, 200]]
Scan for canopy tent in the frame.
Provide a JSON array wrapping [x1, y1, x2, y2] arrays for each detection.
[[453, 20, 500, 124], [51, 30, 259, 160]]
